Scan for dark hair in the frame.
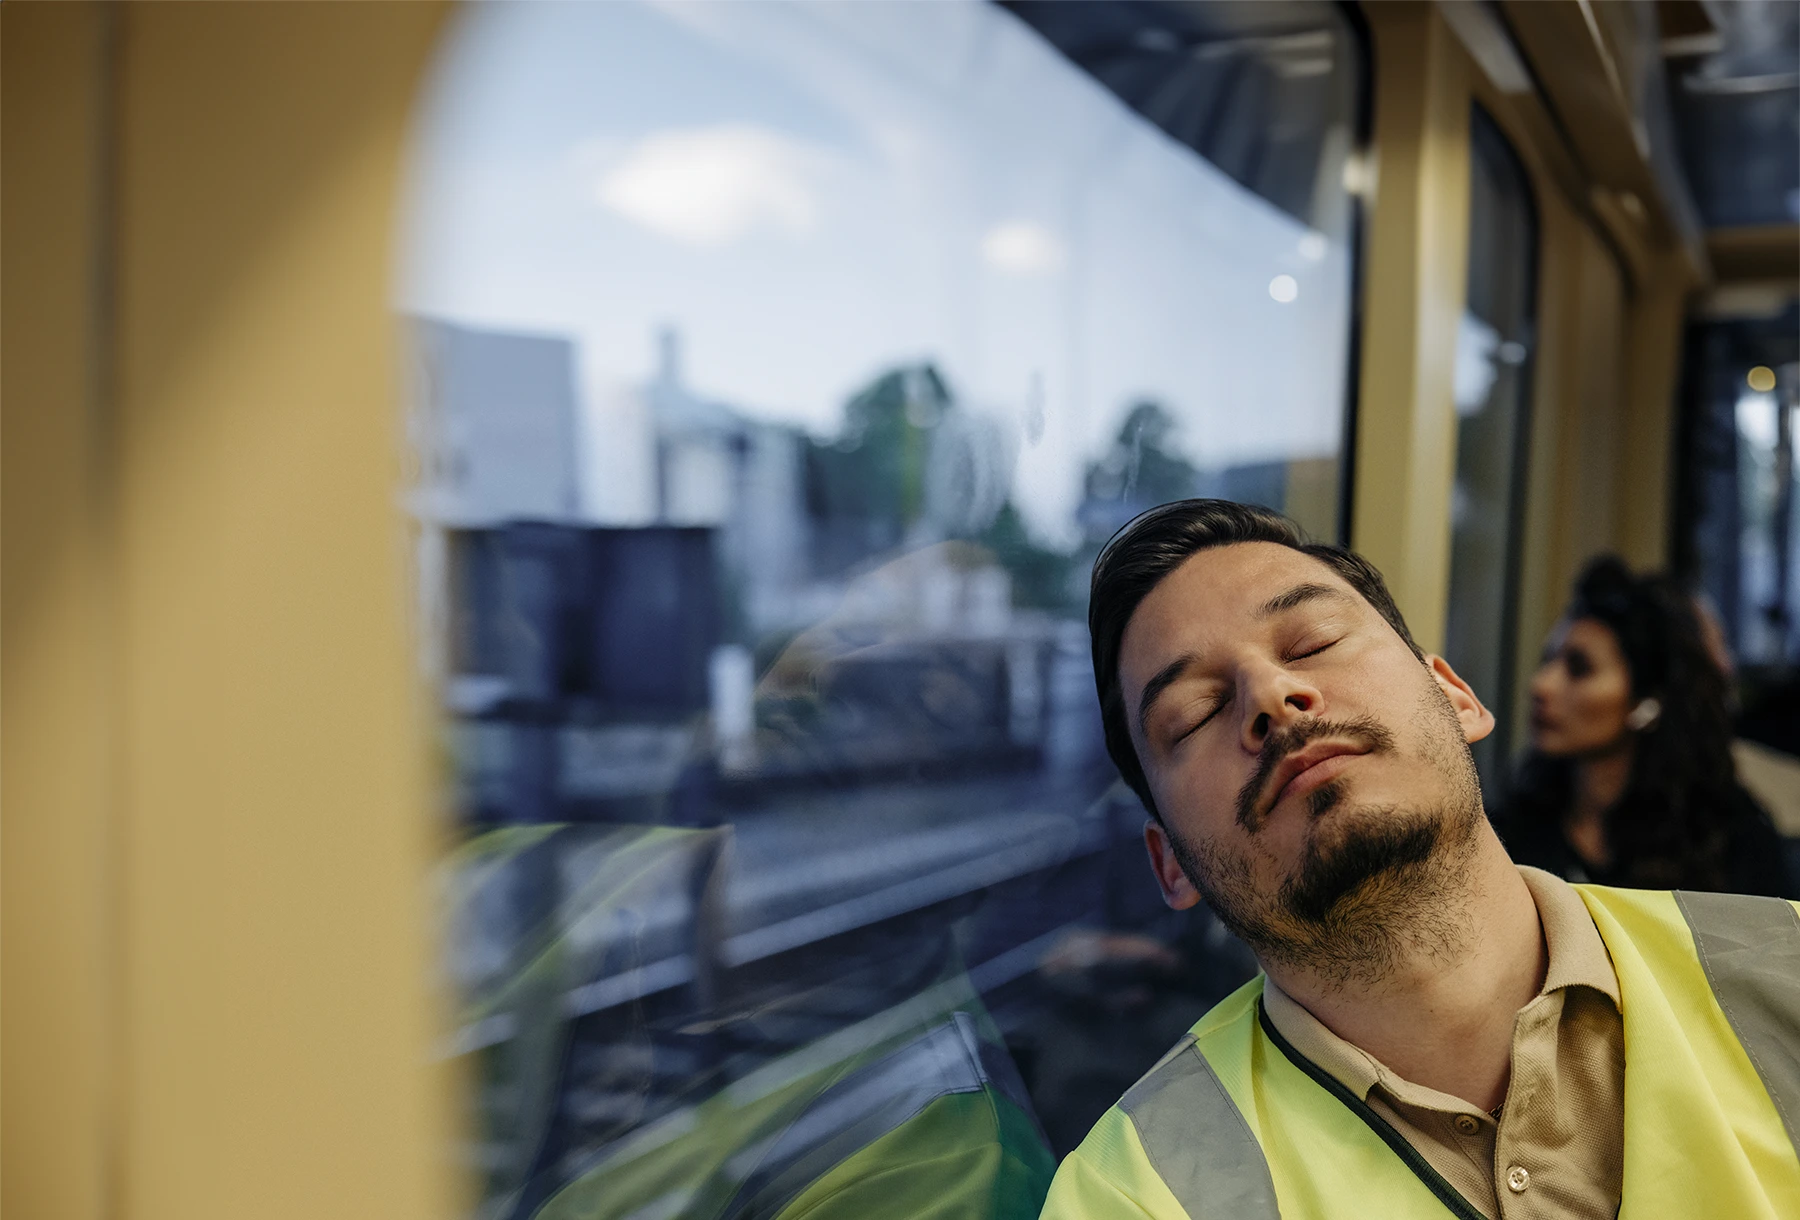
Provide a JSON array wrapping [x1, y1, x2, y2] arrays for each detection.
[[1089, 499, 1425, 820], [1507, 555, 1742, 889]]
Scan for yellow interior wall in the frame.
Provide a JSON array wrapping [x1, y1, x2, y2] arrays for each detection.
[[1358, 0, 1695, 748], [1509, 193, 1628, 746], [3, 4, 460, 1218], [1358, 0, 1695, 652], [3, 5, 114, 1217], [1466, 22, 1699, 755], [1613, 269, 1689, 570], [1351, 2, 1472, 655]]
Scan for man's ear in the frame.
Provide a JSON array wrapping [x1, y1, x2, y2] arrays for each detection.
[[1144, 819, 1204, 911], [1426, 653, 1495, 745]]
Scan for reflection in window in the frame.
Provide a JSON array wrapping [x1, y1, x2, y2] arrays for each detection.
[[1733, 383, 1800, 664], [1444, 107, 1537, 798], [1679, 300, 1800, 751], [403, 2, 1364, 1214]]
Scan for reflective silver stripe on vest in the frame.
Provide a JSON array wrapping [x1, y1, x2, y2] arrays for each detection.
[[1119, 1033, 1282, 1220], [1676, 890, 1800, 1158]]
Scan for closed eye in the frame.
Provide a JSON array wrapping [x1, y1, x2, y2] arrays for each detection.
[[1286, 637, 1340, 662], [1175, 692, 1230, 743]]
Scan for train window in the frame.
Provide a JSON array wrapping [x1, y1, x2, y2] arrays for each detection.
[[1443, 106, 1538, 797], [1677, 303, 1800, 715], [402, 0, 1364, 1211]]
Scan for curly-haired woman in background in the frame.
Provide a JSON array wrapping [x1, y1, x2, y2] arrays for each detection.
[[1499, 555, 1795, 896]]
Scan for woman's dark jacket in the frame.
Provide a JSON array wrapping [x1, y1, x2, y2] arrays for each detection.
[[1496, 781, 1796, 899]]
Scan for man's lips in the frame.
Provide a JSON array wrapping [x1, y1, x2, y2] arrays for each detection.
[[1258, 741, 1370, 819]]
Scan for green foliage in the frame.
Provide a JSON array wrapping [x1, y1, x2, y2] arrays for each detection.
[[807, 366, 952, 530], [1084, 400, 1199, 510], [978, 501, 1078, 612]]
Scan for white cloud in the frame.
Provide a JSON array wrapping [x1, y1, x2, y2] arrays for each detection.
[[594, 123, 830, 246], [979, 220, 1065, 274]]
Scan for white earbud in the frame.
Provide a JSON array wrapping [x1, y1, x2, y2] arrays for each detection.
[[1626, 697, 1662, 732]]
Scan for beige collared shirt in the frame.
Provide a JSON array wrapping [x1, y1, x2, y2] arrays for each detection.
[[1260, 866, 1625, 1219]]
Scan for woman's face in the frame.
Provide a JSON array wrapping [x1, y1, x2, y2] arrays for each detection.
[[1529, 617, 1634, 757]]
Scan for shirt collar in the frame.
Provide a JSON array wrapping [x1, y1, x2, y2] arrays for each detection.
[[1257, 864, 1621, 1104], [1260, 973, 1386, 1099], [1517, 865, 1621, 1008]]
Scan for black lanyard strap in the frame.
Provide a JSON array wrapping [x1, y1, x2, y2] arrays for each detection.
[[1256, 998, 1488, 1220]]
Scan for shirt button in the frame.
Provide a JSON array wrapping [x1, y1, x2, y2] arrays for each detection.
[[1506, 1166, 1531, 1193], [1454, 1115, 1480, 1136]]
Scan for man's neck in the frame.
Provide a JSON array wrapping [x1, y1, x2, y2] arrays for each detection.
[[1262, 828, 1545, 1113]]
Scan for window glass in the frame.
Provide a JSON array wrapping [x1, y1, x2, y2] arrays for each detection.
[[1444, 107, 1537, 797], [402, 1, 1365, 1210], [1677, 300, 1800, 753]]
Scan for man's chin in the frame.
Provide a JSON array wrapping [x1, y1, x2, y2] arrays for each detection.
[[1280, 805, 1444, 925]]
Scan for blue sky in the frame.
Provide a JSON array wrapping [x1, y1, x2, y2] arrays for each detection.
[[399, 0, 1356, 544]]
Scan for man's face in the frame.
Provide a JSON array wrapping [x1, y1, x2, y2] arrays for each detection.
[[1118, 542, 1493, 980]]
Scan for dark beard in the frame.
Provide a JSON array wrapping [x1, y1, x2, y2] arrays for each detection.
[[1168, 685, 1483, 987], [1282, 780, 1440, 923]]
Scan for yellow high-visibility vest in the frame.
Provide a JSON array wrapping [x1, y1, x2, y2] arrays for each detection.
[[1041, 887, 1800, 1220]]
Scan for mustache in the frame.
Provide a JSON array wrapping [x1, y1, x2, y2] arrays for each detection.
[[1235, 714, 1395, 832]]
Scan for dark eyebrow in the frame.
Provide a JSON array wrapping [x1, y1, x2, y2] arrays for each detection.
[[1258, 582, 1350, 618], [1136, 652, 1202, 740]]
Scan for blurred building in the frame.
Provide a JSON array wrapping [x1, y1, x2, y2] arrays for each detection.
[[411, 318, 582, 526], [644, 328, 816, 636]]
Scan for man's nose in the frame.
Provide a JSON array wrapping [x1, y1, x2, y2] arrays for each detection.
[[1241, 666, 1322, 752]]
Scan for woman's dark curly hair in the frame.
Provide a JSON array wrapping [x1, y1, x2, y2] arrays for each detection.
[[1507, 555, 1740, 889]]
